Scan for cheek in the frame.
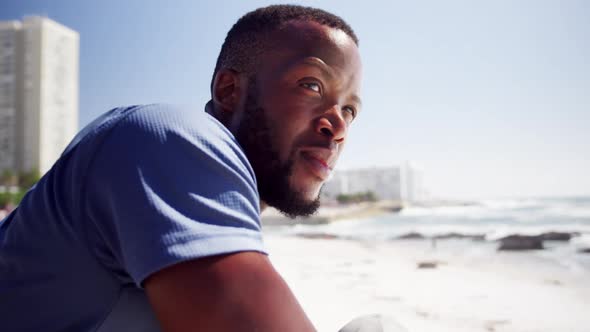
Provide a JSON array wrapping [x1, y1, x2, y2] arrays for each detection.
[[260, 88, 321, 161], [267, 113, 310, 161], [278, 127, 306, 164]]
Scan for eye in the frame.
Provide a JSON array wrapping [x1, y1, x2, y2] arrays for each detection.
[[342, 106, 357, 123], [300, 82, 321, 94]]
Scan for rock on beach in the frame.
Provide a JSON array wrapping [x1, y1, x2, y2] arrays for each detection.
[[498, 235, 544, 251]]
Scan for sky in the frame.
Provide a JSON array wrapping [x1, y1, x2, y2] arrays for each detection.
[[1, 0, 589, 200]]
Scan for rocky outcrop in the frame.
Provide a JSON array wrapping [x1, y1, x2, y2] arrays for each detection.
[[497, 232, 581, 251], [417, 261, 438, 269], [434, 233, 486, 241], [296, 232, 339, 240], [498, 235, 544, 251], [539, 232, 576, 241], [394, 232, 485, 241], [396, 232, 425, 240], [577, 248, 590, 254]]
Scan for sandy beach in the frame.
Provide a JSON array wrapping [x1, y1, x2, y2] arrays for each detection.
[[264, 232, 590, 332]]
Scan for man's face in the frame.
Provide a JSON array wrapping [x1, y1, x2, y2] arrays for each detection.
[[236, 21, 362, 217]]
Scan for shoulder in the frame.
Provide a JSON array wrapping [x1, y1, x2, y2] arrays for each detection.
[[116, 104, 249, 170], [115, 104, 233, 147], [82, 104, 253, 181], [76, 104, 236, 152], [82, 105, 264, 285], [83, 103, 260, 227]]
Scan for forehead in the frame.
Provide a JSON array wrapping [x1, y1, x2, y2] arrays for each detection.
[[260, 20, 362, 81]]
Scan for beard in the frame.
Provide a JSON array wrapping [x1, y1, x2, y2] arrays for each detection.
[[235, 79, 320, 218]]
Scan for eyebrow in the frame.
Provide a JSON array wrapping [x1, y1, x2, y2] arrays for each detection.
[[296, 57, 363, 107], [299, 57, 335, 80]]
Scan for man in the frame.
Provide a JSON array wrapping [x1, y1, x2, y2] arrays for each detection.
[[0, 4, 362, 331]]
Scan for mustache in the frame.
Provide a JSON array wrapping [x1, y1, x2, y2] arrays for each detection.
[[295, 139, 339, 155]]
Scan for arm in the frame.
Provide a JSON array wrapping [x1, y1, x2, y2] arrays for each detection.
[[144, 251, 316, 332]]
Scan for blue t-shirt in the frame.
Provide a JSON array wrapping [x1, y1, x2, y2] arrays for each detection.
[[0, 104, 266, 331]]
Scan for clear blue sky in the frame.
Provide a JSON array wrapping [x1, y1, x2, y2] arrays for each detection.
[[2, 0, 589, 199]]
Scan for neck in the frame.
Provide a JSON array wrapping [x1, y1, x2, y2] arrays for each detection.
[[205, 100, 215, 116]]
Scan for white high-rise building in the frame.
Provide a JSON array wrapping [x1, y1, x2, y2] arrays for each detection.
[[0, 16, 79, 176], [400, 161, 424, 202], [0, 21, 21, 173], [322, 163, 425, 203]]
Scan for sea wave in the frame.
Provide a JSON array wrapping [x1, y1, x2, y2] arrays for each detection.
[[289, 221, 590, 242]]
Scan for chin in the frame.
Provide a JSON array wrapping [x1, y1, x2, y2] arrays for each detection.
[[290, 166, 325, 199], [301, 186, 322, 203], [289, 179, 323, 203], [262, 176, 322, 219]]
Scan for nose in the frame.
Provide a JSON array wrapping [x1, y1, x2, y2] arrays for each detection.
[[316, 104, 348, 143]]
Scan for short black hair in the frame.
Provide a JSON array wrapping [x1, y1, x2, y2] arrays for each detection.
[[211, 4, 358, 90]]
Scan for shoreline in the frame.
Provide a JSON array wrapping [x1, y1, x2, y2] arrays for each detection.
[[261, 200, 404, 226]]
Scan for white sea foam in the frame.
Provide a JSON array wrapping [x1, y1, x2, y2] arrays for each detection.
[[571, 233, 590, 247], [479, 198, 543, 209]]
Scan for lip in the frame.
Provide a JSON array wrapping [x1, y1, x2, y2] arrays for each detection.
[[300, 149, 335, 181]]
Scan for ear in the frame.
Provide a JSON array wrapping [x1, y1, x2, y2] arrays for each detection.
[[211, 69, 243, 113]]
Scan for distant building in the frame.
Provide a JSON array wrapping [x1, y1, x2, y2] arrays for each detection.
[[0, 16, 79, 176], [322, 162, 425, 203], [400, 162, 424, 202], [0, 21, 20, 173]]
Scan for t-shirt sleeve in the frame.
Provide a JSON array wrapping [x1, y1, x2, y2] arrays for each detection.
[[83, 105, 265, 286]]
